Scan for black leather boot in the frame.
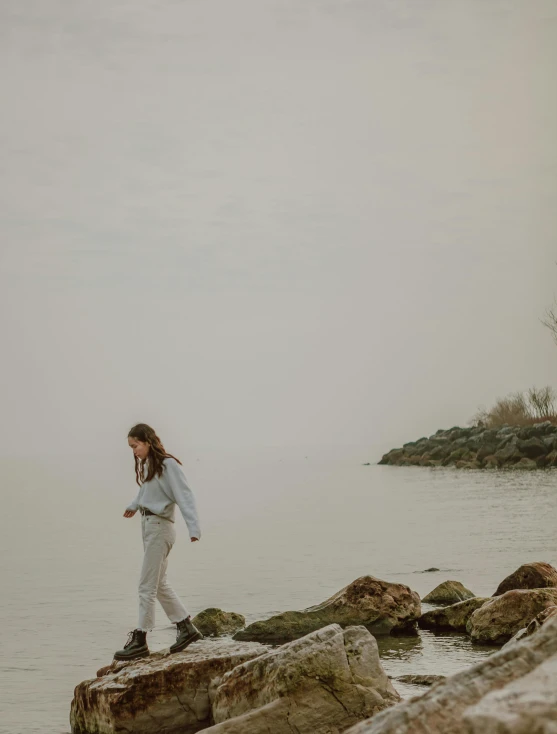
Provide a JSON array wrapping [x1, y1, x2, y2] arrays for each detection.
[[114, 629, 149, 661], [170, 617, 203, 654]]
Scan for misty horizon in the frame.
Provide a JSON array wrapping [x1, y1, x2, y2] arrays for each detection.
[[1, 0, 556, 464]]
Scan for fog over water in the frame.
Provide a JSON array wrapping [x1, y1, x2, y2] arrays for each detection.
[[1, 0, 556, 463], [1, 1, 556, 733]]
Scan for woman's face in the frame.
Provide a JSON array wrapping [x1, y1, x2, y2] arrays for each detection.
[[128, 436, 150, 461]]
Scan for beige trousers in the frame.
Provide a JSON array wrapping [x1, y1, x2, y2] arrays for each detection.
[[138, 513, 189, 631]]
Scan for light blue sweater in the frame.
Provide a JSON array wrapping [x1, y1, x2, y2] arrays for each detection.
[[126, 457, 201, 539]]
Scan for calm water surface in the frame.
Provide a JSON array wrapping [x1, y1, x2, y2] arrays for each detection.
[[1, 453, 556, 733]]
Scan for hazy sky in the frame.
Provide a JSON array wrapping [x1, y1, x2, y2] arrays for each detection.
[[1, 0, 556, 461]]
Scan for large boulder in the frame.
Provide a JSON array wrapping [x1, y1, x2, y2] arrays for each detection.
[[422, 580, 476, 605], [344, 614, 557, 734], [205, 624, 399, 734], [193, 608, 246, 637], [493, 437, 523, 463], [493, 561, 557, 596], [70, 639, 267, 734], [418, 597, 490, 632], [502, 605, 557, 649], [467, 588, 557, 644], [233, 576, 421, 643], [517, 437, 546, 458], [463, 654, 557, 733]]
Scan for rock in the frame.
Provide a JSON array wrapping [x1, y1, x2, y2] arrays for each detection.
[[467, 588, 557, 644], [494, 436, 523, 463], [446, 448, 467, 463], [522, 438, 546, 455], [421, 567, 440, 573], [527, 604, 557, 632], [429, 435, 450, 444], [419, 597, 490, 632], [543, 435, 557, 451], [378, 449, 404, 465], [465, 435, 483, 451], [493, 562, 557, 596], [547, 450, 557, 466], [70, 639, 267, 734], [233, 576, 421, 643], [482, 455, 499, 469], [395, 675, 445, 686], [517, 426, 535, 440], [514, 457, 538, 470], [343, 613, 557, 734], [463, 654, 557, 733], [454, 460, 477, 469], [429, 445, 450, 460], [502, 606, 557, 650], [422, 581, 476, 605], [477, 445, 499, 462], [507, 605, 557, 646], [501, 626, 530, 648], [533, 420, 555, 433], [205, 624, 400, 734], [192, 608, 246, 637]]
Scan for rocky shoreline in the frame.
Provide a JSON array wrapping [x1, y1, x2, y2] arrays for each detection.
[[71, 562, 557, 733], [378, 421, 557, 469]]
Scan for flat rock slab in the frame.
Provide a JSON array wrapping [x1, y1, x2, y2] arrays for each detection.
[[70, 639, 267, 734], [395, 675, 445, 687], [467, 588, 557, 644], [493, 561, 557, 596], [422, 581, 476, 605], [234, 575, 421, 643], [204, 624, 400, 734], [419, 597, 490, 632], [344, 615, 557, 734]]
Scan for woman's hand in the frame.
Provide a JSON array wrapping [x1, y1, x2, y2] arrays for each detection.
[[123, 509, 137, 518], [191, 537, 199, 542]]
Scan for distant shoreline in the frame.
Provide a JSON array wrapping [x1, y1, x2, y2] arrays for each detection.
[[378, 422, 557, 470]]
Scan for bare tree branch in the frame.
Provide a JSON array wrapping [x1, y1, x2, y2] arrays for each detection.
[[542, 300, 557, 345]]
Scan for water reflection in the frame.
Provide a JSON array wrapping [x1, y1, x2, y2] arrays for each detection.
[[377, 629, 496, 699]]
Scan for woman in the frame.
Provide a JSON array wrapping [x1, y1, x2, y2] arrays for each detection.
[[114, 423, 203, 661]]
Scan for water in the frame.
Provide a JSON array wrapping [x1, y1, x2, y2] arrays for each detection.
[[1, 452, 556, 733]]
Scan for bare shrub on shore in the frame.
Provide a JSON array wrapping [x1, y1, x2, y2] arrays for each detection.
[[471, 387, 557, 428], [543, 302, 557, 345]]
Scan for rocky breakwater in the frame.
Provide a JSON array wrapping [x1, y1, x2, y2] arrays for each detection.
[[345, 613, 557, 734], [378, 421, 557, 469], [70, 625, 400, 734]]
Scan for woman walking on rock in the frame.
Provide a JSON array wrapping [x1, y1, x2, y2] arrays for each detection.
[[114, 423, 203, 661]]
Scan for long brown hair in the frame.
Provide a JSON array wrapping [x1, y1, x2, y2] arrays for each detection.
[[128, 423, 182, 486]]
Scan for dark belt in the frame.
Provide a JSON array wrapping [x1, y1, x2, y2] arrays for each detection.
[[139, 507, 155, 516]]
